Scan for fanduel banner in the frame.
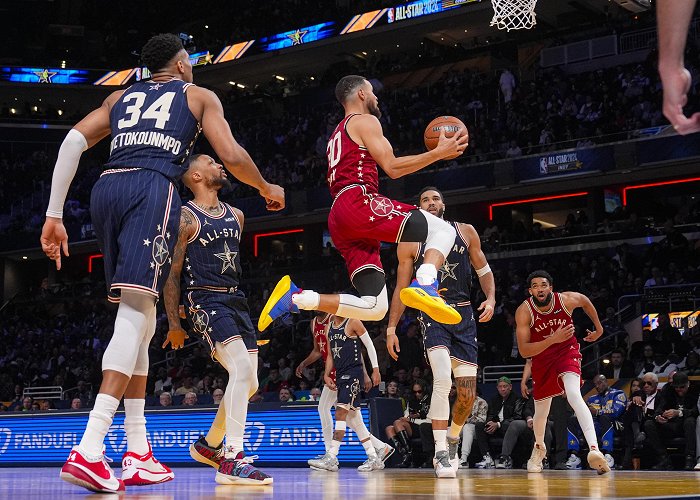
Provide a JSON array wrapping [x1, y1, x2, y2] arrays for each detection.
[[0, 404, 369, 465]]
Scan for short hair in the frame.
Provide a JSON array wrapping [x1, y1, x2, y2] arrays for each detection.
[[335, 75, 367, 105], [610, 348, 625, 357], [527, 270, 553, 288], [418, 186, 444, 201], [642, 372, 658, 383], [140, 33, 184, 73]]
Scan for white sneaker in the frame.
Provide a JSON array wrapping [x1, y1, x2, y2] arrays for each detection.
[[604, 453, 615, 469], [375, 443, 395, 463], [565, 453, 582, 470], [434, 450, 456, 478], [694, 458, 700, 471], [587, 449, 611, 475], [308, 453, 339, 472], [474, 453, 494, 469], [527, 444, 547, 473], [357, 455, 384, 472], [446, 437, 460, 471], [121, 445, 174, 486]]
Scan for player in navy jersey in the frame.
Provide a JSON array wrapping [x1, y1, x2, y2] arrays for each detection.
[[308, 316, 385, 472], [163, 154, 271, 485], [386, 187, 495, 478], [40, 33, 283, 493], [514, 270, 608, 474], [259, 75, 468, 334]]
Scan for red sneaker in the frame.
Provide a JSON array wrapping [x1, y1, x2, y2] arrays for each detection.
[[121, 444, 174, 486], [59, 445, 125, 493]]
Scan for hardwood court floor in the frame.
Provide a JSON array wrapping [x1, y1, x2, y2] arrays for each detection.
[[1, 467, 699, 499]]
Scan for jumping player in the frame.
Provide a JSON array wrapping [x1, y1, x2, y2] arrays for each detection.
[[163, 154, 271, 485], [296, 313, 394, 466], [386, 186, 495, 478], [515, 270, 610, 474], [258, 75, 468, 331], [308, 316, 386, 472], [40, 33, 283, 493]]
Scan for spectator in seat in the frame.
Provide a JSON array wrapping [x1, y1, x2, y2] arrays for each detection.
[[182, 392, 198, 407], [385, 380, 431, 468], [278, 387, 295, 403], [681, 351, 700, 376], [212, 388, 224, 406], [639, 347, 678, 378], [602, 349, 636, 379], [159, 392, 172, 407], [644, 371, 698, 470], [174, 376, 199, 396], [474, 377, 518, 469], [459, 391, 487, 468], [621, 373, 659, 468], [154, 367, 172, 395], [565, 375, 626, 470], [12, 396, 33, 412], [70, 398, 82, 410]]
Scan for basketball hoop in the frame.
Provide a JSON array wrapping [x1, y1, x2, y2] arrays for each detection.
[[490, 0, 537, 31]]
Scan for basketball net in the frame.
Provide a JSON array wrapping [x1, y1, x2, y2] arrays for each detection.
[[490, 0, 537, 31]]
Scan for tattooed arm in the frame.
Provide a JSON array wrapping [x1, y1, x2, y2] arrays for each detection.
[[163, 208, 195, 349]]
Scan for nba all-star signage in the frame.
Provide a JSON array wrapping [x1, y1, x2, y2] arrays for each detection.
[[0, 404, 370, 465], [514, 145, 615, 182]]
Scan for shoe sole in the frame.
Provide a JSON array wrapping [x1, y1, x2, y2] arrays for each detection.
[[215, 472, 273, 485], [435, 466, 457, 478], [190, 443, 221, 469], [587, 452, 610, 475], [381, 446, 395, 463], [258, 275, 292, 331], [122, 469, 174, 486], [60, 468, 123, 494], [399, 288, 461, 324]]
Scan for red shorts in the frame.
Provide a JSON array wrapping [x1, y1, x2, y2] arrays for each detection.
[[531, 345, 582, 401], [328, 184, 416, 281]]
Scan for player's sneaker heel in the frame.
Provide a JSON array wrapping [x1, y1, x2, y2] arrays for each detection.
[[587, 449, 611, 475], [190, 436, 224, 469], [258, 275, 300, 331], [121, 444, 174, 486], [399, 279, 461, 324], [59, 445, 125, 493]]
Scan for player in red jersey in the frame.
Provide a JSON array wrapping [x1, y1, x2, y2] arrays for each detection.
[[515, 270, 609, 475], [259, 75, 469, 331]]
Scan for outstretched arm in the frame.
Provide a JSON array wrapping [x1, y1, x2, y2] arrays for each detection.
[[562, 291, 603, 342], [163, 208, 195, 349], [462, 223, 495, 322], [387, 242, 419, 360]]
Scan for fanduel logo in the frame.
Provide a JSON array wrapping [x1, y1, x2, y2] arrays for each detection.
[[0, 428, 11, 454], [244, 421, 265, 451]]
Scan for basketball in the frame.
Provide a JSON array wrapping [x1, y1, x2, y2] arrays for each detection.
[[423, 116, 468, 159]]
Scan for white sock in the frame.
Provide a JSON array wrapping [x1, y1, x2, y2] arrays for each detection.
[[292, 290, 320, 310], [416, 264, 437, 286], [124, 398, 149, 455], [361, 439, 377, 458], [328, 440, 341, 457], [369, 435, 385, 449], [80, 393, 119, 456], [434, 429, 447, 453]]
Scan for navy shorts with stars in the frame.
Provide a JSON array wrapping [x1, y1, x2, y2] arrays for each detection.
[[419, 304, 478, 366], [184, 288, 258, 358], [335, 366, 363, 410], [90, 168, 181, 302]]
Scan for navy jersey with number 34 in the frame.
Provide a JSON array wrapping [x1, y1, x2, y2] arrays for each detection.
[[105, 79, 201, 180]]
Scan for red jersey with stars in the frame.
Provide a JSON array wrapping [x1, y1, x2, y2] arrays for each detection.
[[312, 314, 335, 382], [327, 114, 379, 197]]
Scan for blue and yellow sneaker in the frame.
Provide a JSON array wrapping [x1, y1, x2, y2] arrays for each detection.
[[399, 279, 461, 324], [258, 275, 300, 331]]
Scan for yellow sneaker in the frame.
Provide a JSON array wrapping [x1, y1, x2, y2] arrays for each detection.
[[257, 275, 300, 331], [399, 279, 461, 324]]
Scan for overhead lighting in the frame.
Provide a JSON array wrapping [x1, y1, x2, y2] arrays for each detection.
[[10, 108, 15, 114], [602, 359, 610, 364], [361, 51, 367, 55], [236, 83, 245, 89], [60, 60, 66, 69], [396, 44, 400, 47], [32, 106, 38, 112], [309, 76, 315, 80], [274, 75, 285, 81], [228, 81, 236, 85], [57, 109, 63, 116], [205, 25, 209, 29], [22, 256, 27, 260]]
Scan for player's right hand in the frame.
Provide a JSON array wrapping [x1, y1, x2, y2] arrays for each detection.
[[520, 380, 529, 399], [40, 217, 69, 270], [434, 127, 468, 160], [550, 324, 575, 344], [660, 66, 700, 135], [295, 363, 305, 378], [386, 331, 400, 361], [260, 183, 285, 211], [162, 328, 189, 350]]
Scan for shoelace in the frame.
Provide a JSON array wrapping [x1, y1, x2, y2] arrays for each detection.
[[238, 454, 259, 464]]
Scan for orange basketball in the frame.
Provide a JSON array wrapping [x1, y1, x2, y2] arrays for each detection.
[[424, 116, 468, 160]]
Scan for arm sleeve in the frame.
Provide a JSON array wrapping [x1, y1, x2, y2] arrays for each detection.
[[46, 129, 88, 218], [358, 331, 379, 369]]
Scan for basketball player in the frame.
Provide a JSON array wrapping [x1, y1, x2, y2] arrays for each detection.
[[515, 270, 610, 474], [656, 0, 700, 134], [258, 75, 468, 331], [40, 34, 284, 493], [162, 154, 271, 485], [308, 316, 386, 472], [295, 312, 394, 466], [386, 187, 495, 478]]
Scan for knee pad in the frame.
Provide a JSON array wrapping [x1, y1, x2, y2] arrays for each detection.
[[428, 377, 452, 421], [132, 307, 157, 377], [423, 210, 456, 259], [101, 292, 154, 376], [336, 286, 388, 321]]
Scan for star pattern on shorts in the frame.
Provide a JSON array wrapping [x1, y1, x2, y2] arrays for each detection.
[[166, 231, 171, 240], [143, 238, 151, 246], [369, 216, 375, 222], [150, 262, 155, 269], [360, 153, 366, 158], [157, 224, 162, 231], [439, 260, 459, 282], [396, 205, 402, 210], [193, 313, 207, 331], [213, 241, 237, 274], [211, 310, 217, 315], [186, 265, 191, 271], [388, 215, 393, 220], [364, 199, 369, 204], [154, 239, 169, 262]]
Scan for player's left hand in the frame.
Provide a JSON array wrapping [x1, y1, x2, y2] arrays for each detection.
[[324, 374, 336, 391], [660, 66, 700, 135], [40, 217, 69, 270], [162, 328, 189, 350], [477, 299, 495, 322], [363, 373, 372, 392], [371, 369, 381, 388], [260, 183, 285, 211], [583, 325, 603, 342]]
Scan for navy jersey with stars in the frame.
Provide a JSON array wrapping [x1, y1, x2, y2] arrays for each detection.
[[104, 79, 201, 181], [327, 318, 362, 375], [182, 201, 242, 291], [416, 221, 472, 303]]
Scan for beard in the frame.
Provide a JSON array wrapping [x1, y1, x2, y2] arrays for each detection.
[[369, 102, 382, 119], [208, 176, 233, 192], [435, 206, 445, 218], [531, 292, 553, 308]]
